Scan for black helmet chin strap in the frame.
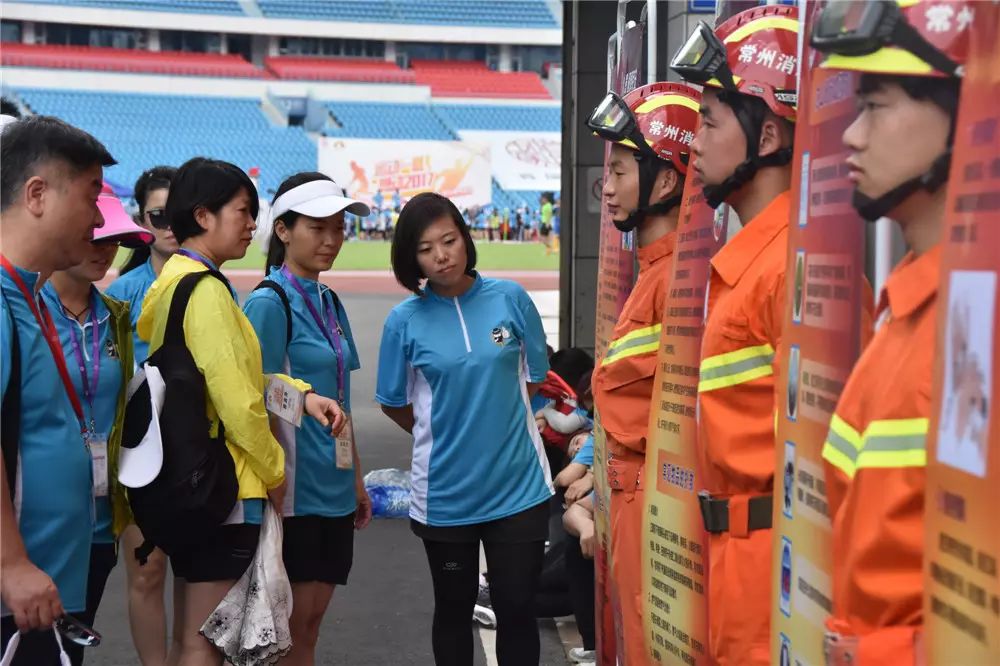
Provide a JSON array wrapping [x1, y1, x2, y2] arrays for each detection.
[[702, 94, 794, 210], [615, 153, 683, 233], [852, 150, 952, 222]]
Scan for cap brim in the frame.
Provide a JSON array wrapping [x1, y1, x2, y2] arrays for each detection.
[[96, 195, 154, 247], [118, 365, 165, 489], [292, 194, 371, 219]]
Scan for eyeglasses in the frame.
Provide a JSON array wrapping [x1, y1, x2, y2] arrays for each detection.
[[145, 208, 170, 230], [585, 91, 659, 160], [670, 21, 739, 93], [811, 0, 961, 77]]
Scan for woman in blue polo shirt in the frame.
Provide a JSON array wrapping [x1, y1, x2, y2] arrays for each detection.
[[376, 192, 553, 666], [41, 184, 152, 665], [243, 172, 373, 665], [104, 165, 176, 666]]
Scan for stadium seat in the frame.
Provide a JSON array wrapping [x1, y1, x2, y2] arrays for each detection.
[[433, 104, 560, 132], [11, 0, 245, 15], [411, 60, 551, 99], [255, 0, 556, 27], [265, 56, 415, 84], [1, 43, 261, 78], [325, 102, 455, 140]]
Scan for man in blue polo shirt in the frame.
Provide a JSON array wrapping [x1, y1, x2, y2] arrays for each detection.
[[1, 115, 116, 663]]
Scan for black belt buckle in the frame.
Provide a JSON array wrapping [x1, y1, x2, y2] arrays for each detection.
[[698, 490, 727, 534]]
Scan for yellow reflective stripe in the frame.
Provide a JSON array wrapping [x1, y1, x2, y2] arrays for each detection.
[[723, 16, 799, 44], [698, 363, 772, 392], [635, 93, 700, 114], [863, 417, 929, 440], [822, 415, 863, 479], [829, 414, 862, 450], [823, 440, 857, 479], [608, 324, 661, 351], [821, 47, 934, 76], [824, 417, 929, 477], [601, 340, 660, 366], [856, 448, 926, 470], [700, 343, 774, 371]]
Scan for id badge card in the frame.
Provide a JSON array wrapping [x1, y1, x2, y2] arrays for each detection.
[[335, 414, 354, 470], [89, 435, 109, 498], [264, 374, 304, 427]]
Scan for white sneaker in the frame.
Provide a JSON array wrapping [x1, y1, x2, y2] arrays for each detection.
[[568, 647, 596, 663], [472, 574, 496, 628]]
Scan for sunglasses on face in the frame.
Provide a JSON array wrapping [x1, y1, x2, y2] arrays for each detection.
[[145, 208, 170, 230]]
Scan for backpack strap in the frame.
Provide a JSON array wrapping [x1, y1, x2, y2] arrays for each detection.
[[1, 297, 20, 501], [163, 270, 229, 348], [253, 280, 292, 347]]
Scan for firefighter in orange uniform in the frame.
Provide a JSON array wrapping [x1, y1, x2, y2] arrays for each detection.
[[587, 82, 701, 665], [810, 1, 970, 663], [670, 6, 798, 664]]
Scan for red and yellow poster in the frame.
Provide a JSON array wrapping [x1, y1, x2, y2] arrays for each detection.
[[923, 5, 1000, 662], [770, 23, 868, 666], [592, 19, 645, 665], [641, 174, 725, 665]]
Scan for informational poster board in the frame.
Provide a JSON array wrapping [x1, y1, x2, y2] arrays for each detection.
[[641, 170, 725, 665], [456, 130, 561, 191], [592, 14, 645, 666], [923, 5, 1000, 662], [769, 7, 868, 663]]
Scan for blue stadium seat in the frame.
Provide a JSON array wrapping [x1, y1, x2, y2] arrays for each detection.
[[325, 102, 455, 141], [432, 104, 560, 132], [15, 89, 314, 195], [256, 0, 556, 27], [13, 0, 245, 15]]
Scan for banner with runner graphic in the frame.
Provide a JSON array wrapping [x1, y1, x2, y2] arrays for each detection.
[[592, 14, 645, 666], [769, 7, 868, 661], [640, 170, 725, 665], [923, 5, 1000, 662]]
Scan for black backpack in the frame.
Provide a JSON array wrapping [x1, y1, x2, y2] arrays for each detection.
[[122, 270, 238, 563]]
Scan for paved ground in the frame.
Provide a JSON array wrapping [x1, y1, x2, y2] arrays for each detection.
[[85, 288, 578, 665]]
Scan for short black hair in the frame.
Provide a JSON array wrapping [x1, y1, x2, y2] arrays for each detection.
[[134, 165, 176, 215], [0, 115, 115, 212], [166, 157, 258, 244], [717, 90, 795, 152], [0, 98, 20, 118], [391, 191, 477, 295], [265, 171, 334, 274], [859, 74, 960, 136]]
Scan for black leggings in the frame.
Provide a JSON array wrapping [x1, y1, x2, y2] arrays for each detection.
[[423, 538, 546, 666]]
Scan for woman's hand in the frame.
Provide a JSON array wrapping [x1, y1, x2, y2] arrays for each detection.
[[305, 392, 346, 436], [354, 480, 373, 530], [267, 479, 287, 514], [579, 520, 596, 559]]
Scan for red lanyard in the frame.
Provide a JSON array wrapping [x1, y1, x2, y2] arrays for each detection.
[[1, 255, 87, 435]]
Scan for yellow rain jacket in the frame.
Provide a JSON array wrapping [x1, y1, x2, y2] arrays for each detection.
[[137, 254, 308, 501]]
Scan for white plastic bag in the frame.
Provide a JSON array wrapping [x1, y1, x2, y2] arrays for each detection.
[[0, 629, 71, 666], [199, 504, 293, 665]]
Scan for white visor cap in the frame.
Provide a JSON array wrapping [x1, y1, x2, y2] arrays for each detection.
[[271, 179, 371, 222]]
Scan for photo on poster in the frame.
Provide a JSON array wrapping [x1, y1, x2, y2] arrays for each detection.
[[786, 345, 801, 422], [792, 249, 806, 324], [779, 632, 792, 666], [783, 441, 796, 520], [798, 152, 810, 227], [780, 537, 793, 617], [937, 270, 996, 478]]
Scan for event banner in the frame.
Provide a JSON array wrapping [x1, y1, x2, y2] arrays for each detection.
[[317, 137, 491, 209], [641, 174, 725, 665], [923, 5, 1000, 662], [769, 30, 868, 665], [457, 130, 561, 192], [592, 15, 645, 666]]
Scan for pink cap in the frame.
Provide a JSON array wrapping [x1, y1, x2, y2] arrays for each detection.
[[95, 183, 154, 248]]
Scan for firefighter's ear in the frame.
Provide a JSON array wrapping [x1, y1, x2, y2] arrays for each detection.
[[652, 165, 680, 203]]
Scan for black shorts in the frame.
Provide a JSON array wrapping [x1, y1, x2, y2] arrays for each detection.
[[411, 500, 549, 544], [170, 523, 260, 583], [282, 514, 356, 585]]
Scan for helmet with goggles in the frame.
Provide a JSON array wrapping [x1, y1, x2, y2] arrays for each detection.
[[587, 82, 701, 232], [671, 4, 799, 208], [811, 0, 971, 221]]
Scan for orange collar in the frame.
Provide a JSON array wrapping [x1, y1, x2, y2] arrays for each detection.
[[710, 191, 791, 287], [877, 243, 942, 321], [637, 230, 676, 270]]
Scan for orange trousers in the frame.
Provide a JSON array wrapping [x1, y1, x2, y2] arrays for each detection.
[[609, 487, 651, 666]]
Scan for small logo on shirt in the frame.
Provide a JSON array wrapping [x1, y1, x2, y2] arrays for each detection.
[[490, 326, 512, 346], [105, 339, 119, 360]]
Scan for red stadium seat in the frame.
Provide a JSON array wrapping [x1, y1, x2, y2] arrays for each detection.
[[410, 60, 551, 99], [265, 56, 416, 84], [0, 43, 262, 78]]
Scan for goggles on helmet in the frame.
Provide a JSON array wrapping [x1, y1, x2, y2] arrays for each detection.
[[811, 0, 962, 77], [586, 92, 659, 160], [670, 22, 739, 93]]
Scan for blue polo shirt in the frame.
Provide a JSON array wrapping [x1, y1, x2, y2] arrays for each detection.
[[376, 274, 553, 527], [244, 268, 361, 519], [106, 258, 156, 364], [41, 283, 123, 545], [1, 266, 92, 614]]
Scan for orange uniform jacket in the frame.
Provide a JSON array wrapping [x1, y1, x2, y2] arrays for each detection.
[[593, 230, 676, 468], [697, 191, 790, 665], [821, 246, 940, 665]]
